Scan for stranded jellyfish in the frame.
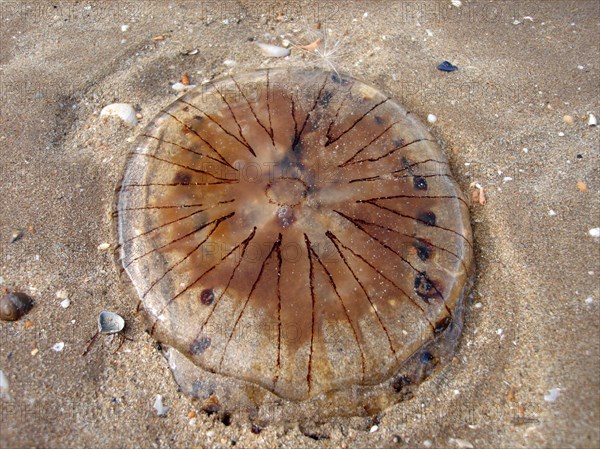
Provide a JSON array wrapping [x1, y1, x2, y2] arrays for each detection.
[[117, 68, 474, 421]]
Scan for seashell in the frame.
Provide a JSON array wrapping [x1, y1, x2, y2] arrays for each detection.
[[0, 291, 34, 321], [100, 103, 138, 127], [98, 311, 125, 334], [255, 42, 290, 58]]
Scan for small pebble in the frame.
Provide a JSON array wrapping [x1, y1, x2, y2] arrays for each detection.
[[427, 114, 437, 123], [563, 115, 574, 125], [449, 438, 474, 449], [451, 0, 462, 7], [589, 228, 600, 238], [503, 177, 513, 183], [56, 289, 68, 300], [585, 297, 593, 304], [60, 299, 71, 309], [121, 24, 129, 32], [523, 147, 529, 153], [172, 82, 197, 92], [544, 388, 560, 402], [588, 113, 597, 126], [52, 342, 65, 352], [31, 348, 38, 356], [370, 424, 379, 433], [558, 132, 565, 137], [255, 42, 290, 58], [98, 243, 110, 251], [423, 440, 433, 448], [154, 394, 169, 416], [437, 61, 458, 72], [577, 181, 587, 192], [548, 210, 557, 216], [223, 59, 236, 67], [0, 370, 11, 400]]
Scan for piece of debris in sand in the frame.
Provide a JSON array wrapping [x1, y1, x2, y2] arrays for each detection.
[[588, 113, 597, 126], [544, 388, 560, 402], [255, 42, 290, 57], [589, 228, 600, 238], [297, 38, 321, 52], [100, 103, 138, 127], [0, 370, 11, 400], [437, 61, 459, 72], [577, 181, 587, 192]]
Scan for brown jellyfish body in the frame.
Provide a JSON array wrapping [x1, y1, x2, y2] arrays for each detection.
[[117, 68, 474, 421]]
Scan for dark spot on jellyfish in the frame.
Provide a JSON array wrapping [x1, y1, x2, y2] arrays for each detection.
[[434, 316, 451, 335], [414, 272, 439, 301], [193, 115, 204, 122], [418, 211, 436, 226], [276, 206, 296, 228], [319, 91, 333, 108], [420, 351, 434, 364], [331, 73, 342, 83], [200, 288, 215, 305], [190, 336, 211, 354], [173, 172, 191, 185], [292, 138, 303, 153], [391, 375, 412, 393], [182, 106, 189, 112], [374, 116, 385, 126], [414, 239, 432, 261], [413, 176, 428, 191], [395, 139, 405, 149]]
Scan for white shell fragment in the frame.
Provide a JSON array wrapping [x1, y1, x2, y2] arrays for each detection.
[[449, 438, 474, 449], [589, 228, 600, 238], [171, 82, 197, 92], [588, 113, 597, 126], [52, 342, 65, 352], [97, 242, 111, 251], [100, 103, 138, 127], [544, 388, 561, 402], [153, 394, 169, 416], [427, 113, 437, 123], [0, 370, 11, 400], [60, 299, 71, 309], [255, 42, 291, 58], [451, 0, 462, 7], [98, 311, 125, 334]]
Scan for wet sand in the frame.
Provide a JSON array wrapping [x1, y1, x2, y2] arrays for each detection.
[[0, 1, 598, 448]]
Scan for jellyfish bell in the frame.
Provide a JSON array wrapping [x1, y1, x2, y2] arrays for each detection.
[[117, 68, 474, 422]]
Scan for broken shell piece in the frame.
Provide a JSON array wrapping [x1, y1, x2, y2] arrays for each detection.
[[172, 82, 197, 92], [588, 113, 597, 126], [255, 42, 290, 58], [9, 229, 23, 243], [154, 394, 169, 416], [98, 311, 125, 334], [0, 291, 34, 321], [100, 103, 138, 127]]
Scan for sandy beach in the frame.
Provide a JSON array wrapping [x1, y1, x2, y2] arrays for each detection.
[[0, 1, 598, 448]]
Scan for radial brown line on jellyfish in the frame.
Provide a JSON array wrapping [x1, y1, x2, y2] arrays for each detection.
[[160, 110, 235, 168], [265, 70, 275, 142], [338, 119, 404, 167], [324, 229, 436, 331], [274, 233, 283, 388], [361, 200, 474, 249], [292, 73, 329, 149], [178, 228, 258, 334], [179, 99, 257, 157], [333, 210, 451, 316], [123, 212, 235, 270], [325, 230, 399, 359], [130, 153, 235, 182], [306, 234, 367, 382], [347, 158, 451, 183], [121, 203, 223, 244], [210, 83, 258, 157], [304, 233, 317, 395], [218, 234, 283, 370], [119, 181, 237, 188], [325, 98, 390, 147], [230, 75, 275, 146], [142, 212, 231, 300], [140, 133, 236, 170], [358, 192, 470, 210], [118, 202, 205, 211], [346, 137, 436, 166], [324, 94, 350, 145], [333, 211, 470, 274]]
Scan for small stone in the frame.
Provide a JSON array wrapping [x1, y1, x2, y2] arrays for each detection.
[[370, 424, 379, 432], [451, 0, 462, 7], [558, 131, 565, 137], [52, 342, 65, 352], [544, 388, 560, 402], [427, 114, 437, 123], [31, 348, 38, 356], [9, 229, 24, 243], [548, 210, 557, 216], [60, 299, 71, 309], [577, 181, 587, 192], [588, 113, 597, 126], [585, 297, 593, 304], [121, 24, 129, 32], [24, 320, 33, 329], [97, 243, 110, 251], [449, 438, 474, 448], [0, 370, 11, 400], [423, 440, 433, 448], [563, 115, 574, 125], [589, 228, 600, 238], [56, 289, 68, 300]]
